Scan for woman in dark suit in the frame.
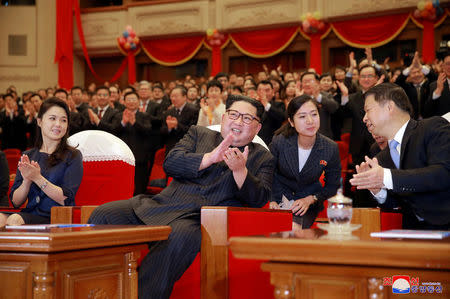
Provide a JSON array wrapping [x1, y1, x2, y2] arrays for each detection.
[[269, 95, 341, 228]]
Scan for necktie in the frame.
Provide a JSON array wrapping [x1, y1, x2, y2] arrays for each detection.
[[176, 109, 181, 116], [98, 109, 103, 119], [389, 139, 400, 169], [415, 85, 421, 115]]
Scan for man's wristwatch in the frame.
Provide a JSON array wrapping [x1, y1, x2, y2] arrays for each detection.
[[311, 195, 318, 202]]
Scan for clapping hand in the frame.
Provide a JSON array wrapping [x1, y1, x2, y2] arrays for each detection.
[[223, 146, 249, 173], [350, 156, 384, 191], [18, 155, 41, 182]]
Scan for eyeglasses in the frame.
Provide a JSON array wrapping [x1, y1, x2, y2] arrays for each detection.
[[226, 109, 260, 124], [360, 74, 375, 79]]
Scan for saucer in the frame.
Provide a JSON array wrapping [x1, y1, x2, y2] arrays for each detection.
[[319, 234, 359, 240], [317, 223, 362, 234]]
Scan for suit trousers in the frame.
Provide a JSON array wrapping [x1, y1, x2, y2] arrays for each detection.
[[88, 200, 201, 299]]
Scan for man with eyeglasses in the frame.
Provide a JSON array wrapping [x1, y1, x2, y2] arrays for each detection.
[[86, 86, 120, 134], [88, 95, 274, 299]]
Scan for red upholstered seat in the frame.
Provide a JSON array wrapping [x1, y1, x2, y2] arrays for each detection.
[[67, 130, 135, 206]]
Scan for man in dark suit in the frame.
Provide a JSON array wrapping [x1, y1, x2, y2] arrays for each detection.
[[255, 80, 286, 145], [114, 91, 153, 195], [426, 52, 450, 117], [301, 72, 339, 139], [161, 85, 199, 155], [395, 51, 437, 119], [350, 83, 450, 229], [54, 89, 86, 136], [87, 86, 120, 134], [0, 93, 27, 151], [88, 95, 274, 299]]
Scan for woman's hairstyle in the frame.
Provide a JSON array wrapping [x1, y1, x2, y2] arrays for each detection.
[[275, 94, 319, 137], [281, 80, 296, 100], [35, 97, 78, 167]]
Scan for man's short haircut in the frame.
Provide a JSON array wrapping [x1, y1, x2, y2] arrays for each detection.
[[364, 83, 413, 116], [232, 85, 243, 93], [96, 85, 110, 95], [188, 85, 199, 92], [4, 93, 14, 99], [300, 71, 319, 82], [124, 85, 136, 93], [71, 86, 83, 93], [124, 91, 139, 101], [30, 93, 43, 100], [171, 85, 187, 96], [54, 89, 68, 97], [214, 72, 229, 80], [207, 80, 223, 92], [109, 85, 120, 93], [335, 65, 346, 72], [358, 64, 378, 75], [319, 73, 333, 81], [226, 95, 264, 120], [256, 80, 273, 89], [152, 85, 164, 92]]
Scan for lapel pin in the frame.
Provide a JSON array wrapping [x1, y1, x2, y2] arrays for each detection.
[[320, 160, 327, 166]]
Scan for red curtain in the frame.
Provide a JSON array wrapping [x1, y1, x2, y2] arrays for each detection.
[[141, 36, 204, 66], [54, 0, 74, 89], [230, 27, 298, 58], [204, 35, 230, 77], [410, 13, 447, 63], [299, 25, 331, 74], [331, 13, 410, 48]]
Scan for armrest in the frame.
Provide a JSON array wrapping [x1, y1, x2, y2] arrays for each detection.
[[200, 206, 292, 299], [51, 205, 98, 224], [352, 208, 381, 238]]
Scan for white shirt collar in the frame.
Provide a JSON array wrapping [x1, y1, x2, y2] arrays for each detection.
[[391, 119, 410, 148]]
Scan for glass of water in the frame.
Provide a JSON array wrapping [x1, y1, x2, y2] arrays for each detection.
[[327, 190, 352, 227]]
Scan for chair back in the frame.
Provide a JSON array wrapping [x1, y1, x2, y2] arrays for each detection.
[[68, 130, 135, 206]]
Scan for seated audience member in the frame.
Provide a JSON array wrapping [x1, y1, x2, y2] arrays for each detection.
[[246, 87, 258, 99], [109, 85, 125, 112], [282, 80, 298, 108], [0, 93, 27, 151], [243, 78, 256, 94], [0, 150, 9, 206], [87, 86, 120, 134], [301, 72, 339, 139], [23, 97, 38, 148], [54, 89, 86, 136], [88, 95, 274, 299], [256, 80, 286, 145], [350, 83, 450, 229], [114, 91, 153, 195], [161, 85, 199, 155], [269, 95, 341, 228], [187, 85, 201, 107], [214, 72, 230, 99], [426, 51, 450, 117], [395, 51, 437, 119], [197, 80, 225, 126], [0, 98, 83, 226]]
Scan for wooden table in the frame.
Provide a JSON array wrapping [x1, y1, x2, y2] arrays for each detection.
[[0, 225, 171, 299], [230, 229, 450, 299]]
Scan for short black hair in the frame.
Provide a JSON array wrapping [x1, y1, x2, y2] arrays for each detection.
[[30, 93, 42, 100], [232, 85, 243, 93], [256, 80, 273, 89], [152, 85, 164, 92], [207, 80, 223, 92], [96, 85, 110, 95], [54, 89, 68, 97], [71, 86, 83, 93], [123, 91, 139, 101], [226, 94, 264, 120], [364, 83, 413, 116], [300, 71, 319, 82], [319, 72, 333, 81], [359, 64, 378, 75], [214, 72, 229, 80], [276, 95, 318, 137], [171, 85, 187, 96]]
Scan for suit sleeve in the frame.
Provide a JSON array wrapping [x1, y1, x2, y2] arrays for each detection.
[[235, 146, 275, 208], [163, 126, 205, 179], [321, 93, 339, 114], [269, 136, 283, 204], [391, 119, 450, 193]]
